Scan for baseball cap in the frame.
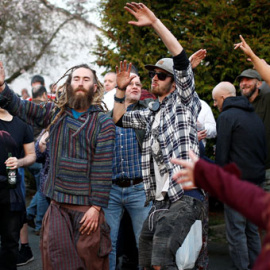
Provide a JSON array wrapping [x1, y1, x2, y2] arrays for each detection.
[[145, 58, 174, 75], [236, 69, 262, 82]]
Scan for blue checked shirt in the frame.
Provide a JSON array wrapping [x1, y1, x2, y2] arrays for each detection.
[[112, 105, 142, 180], [122, 51, 201, 205]]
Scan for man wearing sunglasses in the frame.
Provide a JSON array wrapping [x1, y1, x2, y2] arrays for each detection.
[[113, 3, 204, 270]]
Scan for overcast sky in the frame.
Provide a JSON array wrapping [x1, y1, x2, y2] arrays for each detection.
[[10, 0, 105, 95]]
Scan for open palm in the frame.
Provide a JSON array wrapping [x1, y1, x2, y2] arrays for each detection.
[[124, 2, 157, 27], [116, 60, 136, 90]]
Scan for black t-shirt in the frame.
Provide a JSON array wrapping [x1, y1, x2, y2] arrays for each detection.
[[0, 116, 33, 176]]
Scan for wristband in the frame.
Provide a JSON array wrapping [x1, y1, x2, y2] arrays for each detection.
[[114, 94, 125, 104], [115, 85, 126, 91]]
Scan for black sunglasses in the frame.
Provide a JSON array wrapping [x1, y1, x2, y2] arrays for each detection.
[[148, 71, 173, 81]]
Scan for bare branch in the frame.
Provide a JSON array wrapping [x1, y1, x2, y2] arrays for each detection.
[[6, 17, 74, 83], [39, 0, 102, 32]]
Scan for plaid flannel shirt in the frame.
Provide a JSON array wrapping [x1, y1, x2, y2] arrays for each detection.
[[122, 52, 201, 205]]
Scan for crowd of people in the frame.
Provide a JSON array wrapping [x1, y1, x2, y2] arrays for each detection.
[[0, 2, 269, 270]]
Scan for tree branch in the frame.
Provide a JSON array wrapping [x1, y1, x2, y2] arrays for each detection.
[[39, 0, 103, 32], [6, 17, 74, 83]]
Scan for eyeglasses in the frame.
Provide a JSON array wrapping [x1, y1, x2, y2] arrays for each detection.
[[148, 71, 173, 81]]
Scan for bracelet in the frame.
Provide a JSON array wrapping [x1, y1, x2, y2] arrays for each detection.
[[114, 94, 125, 104], [115, 85, 126, 91]]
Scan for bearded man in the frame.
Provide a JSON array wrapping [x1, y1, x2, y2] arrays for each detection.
[[0, 63, 115, 270], [237, 68, 270, 192], [113, 3, 204, 269]]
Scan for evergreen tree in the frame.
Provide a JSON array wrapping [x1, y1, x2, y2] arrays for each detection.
[[95, 0, 270, 104]]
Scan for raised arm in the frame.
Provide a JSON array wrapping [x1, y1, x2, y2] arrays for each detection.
[[112, 60, 136, 123], [0, 61, 53, 128], [189, 49, 207, 69], [125, 2, 182, 56], [234, 35, 270, 86], [0, 61, 6, 92]]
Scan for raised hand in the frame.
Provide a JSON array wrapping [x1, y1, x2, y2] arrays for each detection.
[[115, 60, 136, 90], [125, 2, 182, 56], [171, 150, 199, 189], [234, 35, 270, 85], [234, 35, 255, 60], [189, 49, 207, 69], [124, 2, 158, 27], [0, 62, 6, 90]]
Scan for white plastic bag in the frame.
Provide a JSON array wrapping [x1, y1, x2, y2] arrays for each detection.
[[175, 220, 202, 270]]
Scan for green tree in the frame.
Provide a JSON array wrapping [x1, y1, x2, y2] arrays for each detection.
[[95, 0, 270, 105]]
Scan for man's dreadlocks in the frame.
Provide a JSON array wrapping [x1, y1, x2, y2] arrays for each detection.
[[45, 64, 107, 133]]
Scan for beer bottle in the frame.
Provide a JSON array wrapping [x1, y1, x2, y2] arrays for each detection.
[[6, 152, 17, 189]]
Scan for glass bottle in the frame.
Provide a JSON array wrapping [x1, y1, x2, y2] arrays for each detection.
[[6, 152, 16, 189]]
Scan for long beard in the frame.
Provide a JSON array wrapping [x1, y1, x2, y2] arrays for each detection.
[[67, 85, 95, 110]]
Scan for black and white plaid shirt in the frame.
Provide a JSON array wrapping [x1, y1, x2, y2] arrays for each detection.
[[122, 52, 201, 205]]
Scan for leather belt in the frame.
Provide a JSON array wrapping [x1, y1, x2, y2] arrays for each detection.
[[112, 178, 143, 187]]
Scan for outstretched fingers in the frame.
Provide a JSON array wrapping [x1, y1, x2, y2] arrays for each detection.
[[124, 2, 155, 27], [124, 3, 140, 17], [234, 35, 246, 50], [234, 42, 242, 50], [115, 60, 136, 90], [116, 60, 128, 74], [170, 150, 199, 190], [171, 166, 195, 190], [239, 35, 246, 44]]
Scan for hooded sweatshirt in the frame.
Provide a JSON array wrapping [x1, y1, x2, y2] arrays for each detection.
[[216, 96, 266, 184]]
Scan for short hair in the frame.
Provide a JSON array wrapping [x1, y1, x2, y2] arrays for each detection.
[[31, 75, 45, 86], [32, 85, 47, 99], [130, 65, 139, 76], [104, 71, 116, 77]]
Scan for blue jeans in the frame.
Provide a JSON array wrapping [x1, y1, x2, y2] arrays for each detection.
[[18, 168, 25, 198], [27, 191, 49, 231], [26, 162, 49, 231], [224, 204, 261, 270], [27, 162, 42, 189], [104, 182, 151, 270]]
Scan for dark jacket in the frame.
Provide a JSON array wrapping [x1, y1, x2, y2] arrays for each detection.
[[252, 92, 270, 169], [216, 96, 266, 184]]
